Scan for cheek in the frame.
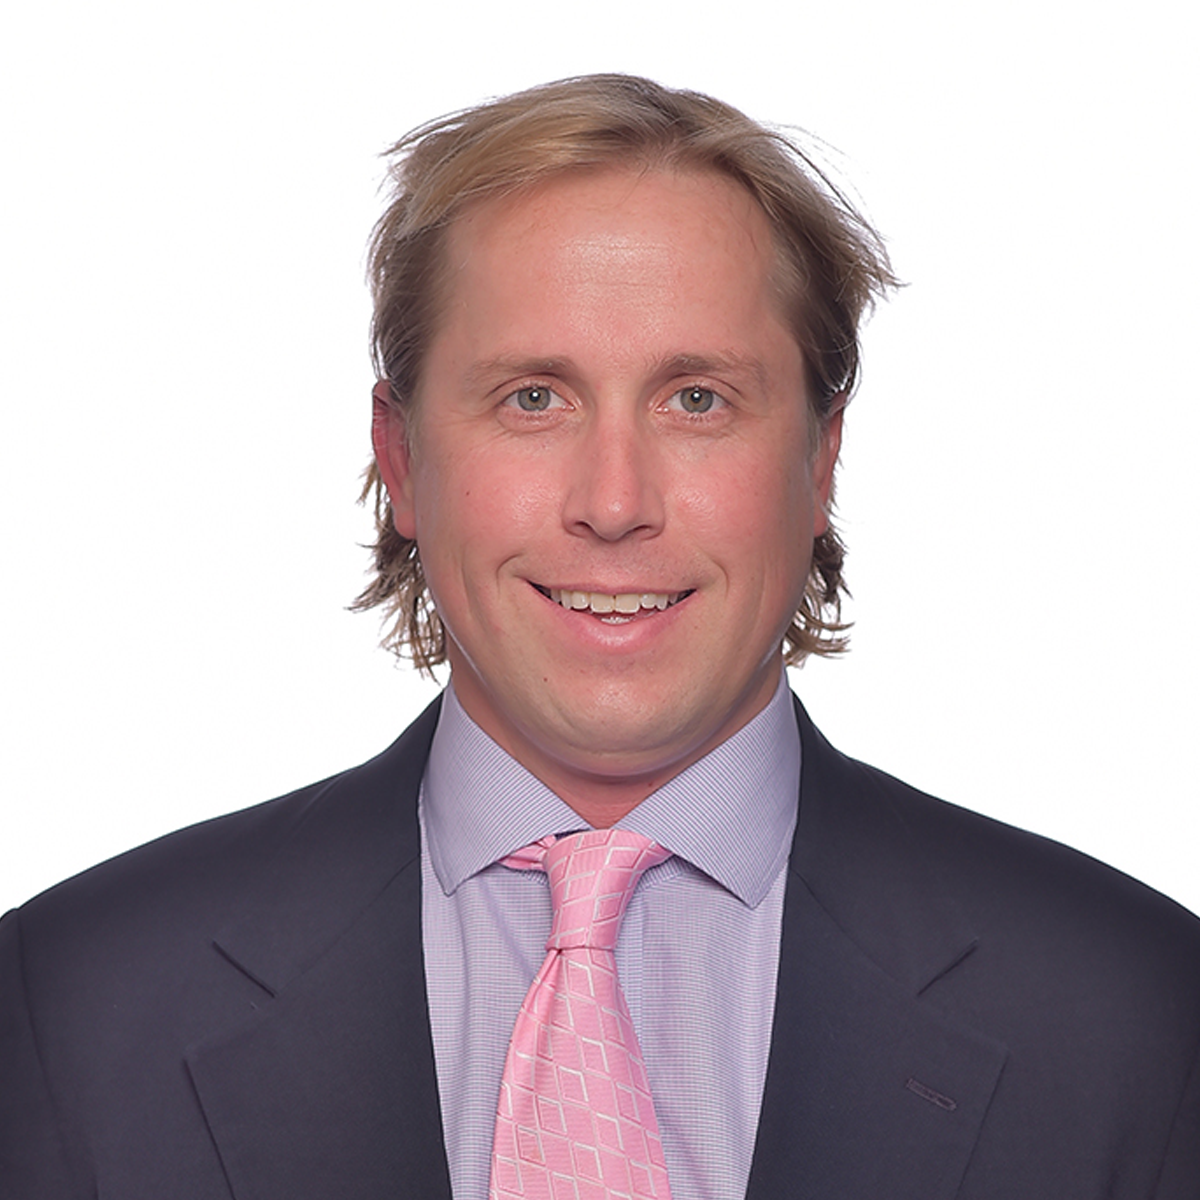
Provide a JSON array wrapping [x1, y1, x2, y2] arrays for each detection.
[[414, 442, 559, 571], [673, 445, 812, 560]]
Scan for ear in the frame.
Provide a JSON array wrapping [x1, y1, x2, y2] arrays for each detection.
[[371, 380, 418, 539], [811, 394, 846, 538]]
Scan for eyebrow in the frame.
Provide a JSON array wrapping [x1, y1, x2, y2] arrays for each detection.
[[655, 352, 772, 391], [462, 351, 772, 392], [462, 357, 576, 391]]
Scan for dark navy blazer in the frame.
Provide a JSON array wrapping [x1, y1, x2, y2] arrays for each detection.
[[3, 698, 1199, 1198]]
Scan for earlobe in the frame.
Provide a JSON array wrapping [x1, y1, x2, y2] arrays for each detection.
[[811, 398, 846, 538], [371, 380, 418, 539]]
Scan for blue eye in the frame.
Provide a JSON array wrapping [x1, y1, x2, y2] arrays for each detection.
[[674, 387, 718, 413], [508, 386, 561, 412]]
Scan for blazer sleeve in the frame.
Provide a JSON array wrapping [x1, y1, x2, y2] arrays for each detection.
[[0, 909, 86, 1199], [1154, 1036, 1200, 1199]]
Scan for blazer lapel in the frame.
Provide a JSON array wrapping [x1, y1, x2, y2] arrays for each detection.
[[746, 701, 1008, 1200], [185, 702, 453, 1200]]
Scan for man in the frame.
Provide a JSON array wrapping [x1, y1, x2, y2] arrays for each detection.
[[2, 74, 1198, 1200]]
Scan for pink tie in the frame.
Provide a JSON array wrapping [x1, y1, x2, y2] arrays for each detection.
[[489, 829, 674, 1200]]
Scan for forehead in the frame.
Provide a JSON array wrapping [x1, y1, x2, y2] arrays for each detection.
[[449, 162, 774, 254], [431, 165, 792, 368]]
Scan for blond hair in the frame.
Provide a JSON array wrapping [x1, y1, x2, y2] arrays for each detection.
[[354, 74, 897, 672]]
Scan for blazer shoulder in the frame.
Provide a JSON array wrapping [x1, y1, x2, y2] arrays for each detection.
[[876, 755, 1200, 959], [793, 698, 1200, 1010], [11, 698, 440, 976]]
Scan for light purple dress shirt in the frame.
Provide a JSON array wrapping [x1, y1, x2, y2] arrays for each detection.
[[420, 670, 800, 1200]]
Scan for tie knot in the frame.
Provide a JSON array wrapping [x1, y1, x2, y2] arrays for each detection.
[[542, 829, 669, 952]]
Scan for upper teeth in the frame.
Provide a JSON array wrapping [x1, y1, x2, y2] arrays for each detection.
[[548, 589, 679, 614]]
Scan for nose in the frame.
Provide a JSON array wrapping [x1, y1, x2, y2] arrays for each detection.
[[562, 410, 665, 542]]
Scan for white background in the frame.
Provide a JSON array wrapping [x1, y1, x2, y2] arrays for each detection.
[[2, 0, 1196, 915]]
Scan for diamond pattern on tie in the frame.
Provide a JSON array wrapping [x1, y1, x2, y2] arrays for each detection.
[[490, 829, 673, 1200]]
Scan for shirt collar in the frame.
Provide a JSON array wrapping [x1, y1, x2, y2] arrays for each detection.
[[422, 670, 799, 909]]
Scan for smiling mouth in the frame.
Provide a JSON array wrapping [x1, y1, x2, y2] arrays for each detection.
[[533, 585, 691, 623]]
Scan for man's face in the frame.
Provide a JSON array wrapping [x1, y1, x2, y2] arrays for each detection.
[[374, 166, 841, 818]]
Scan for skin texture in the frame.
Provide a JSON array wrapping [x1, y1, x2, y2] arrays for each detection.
[[373, 166, 841, 826]]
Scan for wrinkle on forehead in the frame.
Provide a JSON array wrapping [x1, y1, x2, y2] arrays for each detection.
[[448, 164, 772, 268], [556, 231, 677, 280]]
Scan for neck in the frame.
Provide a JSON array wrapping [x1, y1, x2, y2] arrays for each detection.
[[447, 666, 783, 828]]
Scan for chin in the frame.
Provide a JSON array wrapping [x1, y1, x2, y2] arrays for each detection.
[[536, 689, 712, 771]]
